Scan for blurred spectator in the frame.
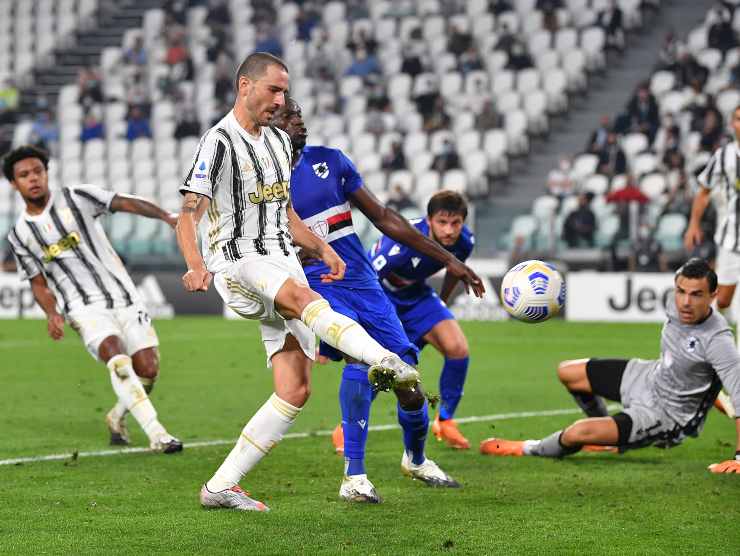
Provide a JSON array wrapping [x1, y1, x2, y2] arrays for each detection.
[[126, 106, 152, 141], [165, 34, 189, 67], [699, 107, 724, 152], [214, 54, 235, 104], [537, 0, 564, 32], [0, 79, 19, 124], [506, 42, 534, 70], [254, 25, 283, 57], [401, 46, 425, 77], [346, 0, 370, 20], [80, 110, 105, 142], [347, 29, 378, 56], [626, 84, 660, 141], [587, 115, 612, 153], [126, 73, 151, 114], [628, 224, 668, 272], [653, 113, 681, 159], [432, 139, 461, 172], [174, 109, 201, 139], [124, 35, 147, 67], [459, 46, 484, 75], [415, 88, 441, 120], [163, 0, 188, 25], [657, 31, 681, 71], [30, 110, 59, 154], [489, 0, 514, 16], [597, 132, 627, 176], [251, 0, 278, 26], [475, 100, 502, 130], [306, 34, 337, 79], [344, 48, 381, 77], [664, 167, 692, 216], [448, 24, 473, 57], [674, 51, 709, 89], [206, 0, 231, 29], [382, 141, 406, 171], [0, 125, 12, 154], [547, 157, 575, 198], [495, 23, 517, 57], [563, 192, 596, 247], [708, 3, 737, 56], [78, 67, 104, 107], [598, 0, 625, 53], [423, 96, 451, 132], [386, 184, 416, 212], [296, 7, 321, 41]]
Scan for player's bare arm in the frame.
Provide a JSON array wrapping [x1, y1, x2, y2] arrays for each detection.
[[683, 186, 711, 250], [287, 204, 346, 282], [176, 192, 212, 292], [110, 194, 178, 228], [29, 274, 64, 340], [349, 187, 485, 297]]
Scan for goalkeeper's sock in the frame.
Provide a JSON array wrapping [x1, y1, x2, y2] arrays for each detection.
[[523, 430, 581, 458], [301, 300, 393, 366], [571, 392, 608, 417], [398, 400, 429, 465], [439, 357, 469, 420], [207, 393, 301, 492], [339, 364, 373, 477], [106, 354, 165, 441]]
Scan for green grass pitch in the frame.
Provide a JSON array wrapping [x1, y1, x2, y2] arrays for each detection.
[[0, 318, 738, 555]]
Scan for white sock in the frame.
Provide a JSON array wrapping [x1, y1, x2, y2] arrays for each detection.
[[109, 400, 127, 421], [301, 299, 392, 365], [106, 354, 166, 442], [207, 393, 301, 492]]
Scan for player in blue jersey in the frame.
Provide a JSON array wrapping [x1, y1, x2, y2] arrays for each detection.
[[370, 191, 476, 450], [272, 98, 485, 503]]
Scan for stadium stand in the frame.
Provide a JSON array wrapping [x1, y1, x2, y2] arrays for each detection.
[[503, 1, 740, 270]]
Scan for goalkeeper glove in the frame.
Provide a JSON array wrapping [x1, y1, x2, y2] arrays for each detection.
[[707, 451, 740, 474]]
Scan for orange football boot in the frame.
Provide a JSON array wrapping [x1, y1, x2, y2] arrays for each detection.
[[432, 415, 471, 449], [479, 437, 525, 456], [331, 424, 344, 455], [582, 444, 618, 453]]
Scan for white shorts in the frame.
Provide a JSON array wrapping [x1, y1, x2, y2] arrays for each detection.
[[67, 303, 159, 361], [715, 246, 740, 286], [213, 253, 315, 366]]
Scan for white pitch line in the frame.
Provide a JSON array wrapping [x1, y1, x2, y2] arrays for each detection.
[[0, 405, 619, 467]]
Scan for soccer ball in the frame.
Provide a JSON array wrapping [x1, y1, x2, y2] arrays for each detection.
[[500, 260, 565, 323]]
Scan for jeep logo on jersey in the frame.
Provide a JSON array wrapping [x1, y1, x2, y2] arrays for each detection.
[[42, 231, 81, 262], [248, 181, 290, 204], [313, 162, 329, 179]]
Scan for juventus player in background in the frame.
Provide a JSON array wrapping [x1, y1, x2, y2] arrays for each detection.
[[4, 145, 182, 453], [481, 258, 740, 474], [177, 53, 421, 512]]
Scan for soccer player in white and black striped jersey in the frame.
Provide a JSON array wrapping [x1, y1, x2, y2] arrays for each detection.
[[685, 105, 740, 320], [4, 145, 182, 454]]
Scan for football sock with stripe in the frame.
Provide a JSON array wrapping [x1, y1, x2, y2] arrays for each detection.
[[439, 357, 469, 421], [207, 393, 301, 492], [340, 364, 373, 477], [106, 354, 165, 441], [109, 376, 155, 421], [301, 299, 392, 366], [571, 392, 608, 417], [398, 399, 429, 465]]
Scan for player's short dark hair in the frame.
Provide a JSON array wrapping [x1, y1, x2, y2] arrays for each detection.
[[675, 257, 718, 293], [234, 52, 289, 92], [427, 190, 468, 219], [2, 145, 49, 181]]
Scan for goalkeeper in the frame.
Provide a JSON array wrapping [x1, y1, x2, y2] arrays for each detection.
[[481, 258, 740, 474]]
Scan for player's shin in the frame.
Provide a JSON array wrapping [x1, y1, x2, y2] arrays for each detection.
[[106, 354, 167, 441], [523, 430, 582, 457], [340, 364, 373, 477], [300, 300, 392, 365], [207, 393, 302, 492], [439, 357, 469, 420], [398, 398, 429, 465]]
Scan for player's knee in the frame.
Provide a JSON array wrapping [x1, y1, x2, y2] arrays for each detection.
[[557, 360, 574, 385], [132, 349, 160, 380], [443, 338, 469, 359], [289, 281, 320, 315], [557, 360, 585, 389], [280, 383, 311, 408]]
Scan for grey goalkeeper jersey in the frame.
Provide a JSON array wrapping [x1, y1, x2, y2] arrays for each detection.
[[644, 297, 740, 427]]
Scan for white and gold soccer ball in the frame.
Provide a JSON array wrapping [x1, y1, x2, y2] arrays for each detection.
[[500, 260, 565, 323]]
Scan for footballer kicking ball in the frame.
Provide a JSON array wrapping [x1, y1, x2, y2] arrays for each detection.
[[500, 260, 565, 323]]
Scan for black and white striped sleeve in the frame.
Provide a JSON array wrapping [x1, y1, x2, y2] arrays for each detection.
[[70, 184, 117, 218], [7, 229, 41, 281], [180, 131, 229, 199], [698, 146, 724, 190]]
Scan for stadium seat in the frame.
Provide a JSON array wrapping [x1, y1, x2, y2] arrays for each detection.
[[528, 30, 552, 59], [655, 213, 687, 251], [543, 68, 569, 114], [497, 90, 521, 113], [430, 130, 454, 154], [483, 129, 509, 176], [409, 152, 433, 176], [562, 48, 587, 92], [414, 170, 441, 205], [640, 173, 667, 201], [504, 110, 529, 156], [363, 171, 386, 196], [403, 132, 428, 159], [491, 70, 515, 96], [352, 133, 377, 158], [621, 133, 649, 161], [571, 154, 599, 183], [583, 174, 609, 195], [506, 214, 537, 250], [517, 68, 541, 95], [555, 28, 578, 55], [650, 71, 676, 97], [595, 213, 620, 247], [524, 90, 549, 135]]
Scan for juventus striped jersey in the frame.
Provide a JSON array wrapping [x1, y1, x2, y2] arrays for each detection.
[[180, 110, 294, 273], [7, 185, 139, 315], [699, 141, 740, 252], [290, 145, 379, 288]]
